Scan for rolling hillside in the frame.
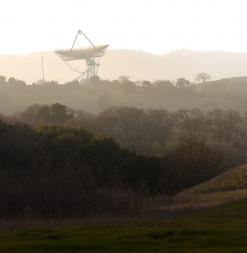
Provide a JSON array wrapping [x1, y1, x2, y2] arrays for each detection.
[[172, 163, 247, 210], [183, 164, 247, 195], [1, 75, 247, 115]]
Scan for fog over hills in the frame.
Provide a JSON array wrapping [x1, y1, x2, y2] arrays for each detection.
[[1, 50, 247, 83]]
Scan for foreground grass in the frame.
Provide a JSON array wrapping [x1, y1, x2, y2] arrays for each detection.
[[1, 202, 247, 253]]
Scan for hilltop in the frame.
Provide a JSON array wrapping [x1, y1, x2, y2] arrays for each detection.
[[1, 74, 247, 114]]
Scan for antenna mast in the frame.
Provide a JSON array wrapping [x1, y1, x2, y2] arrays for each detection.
[[41, 56, 45, 83]]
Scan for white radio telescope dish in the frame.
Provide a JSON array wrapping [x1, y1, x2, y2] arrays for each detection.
[[55, 30, 109, 81]]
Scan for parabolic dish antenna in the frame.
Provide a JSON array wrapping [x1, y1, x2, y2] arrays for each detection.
[[55, 30, 109, 81]]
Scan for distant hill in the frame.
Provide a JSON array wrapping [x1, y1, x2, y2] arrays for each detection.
[[192, 76, 247, 110], [2, 50, 247, 83], [1, 75, 247, 114]]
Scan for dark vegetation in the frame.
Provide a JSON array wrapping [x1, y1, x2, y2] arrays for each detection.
[[1, 102, 246, 218], [0, 116, 222, 218], [1, 75, 247, 252], [1, 75, 247, 218]]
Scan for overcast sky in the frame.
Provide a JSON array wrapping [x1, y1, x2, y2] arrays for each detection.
[[1, 0, 247, 54]]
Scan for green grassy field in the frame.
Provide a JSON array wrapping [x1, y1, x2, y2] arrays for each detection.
[[1, 201, 247, 253]]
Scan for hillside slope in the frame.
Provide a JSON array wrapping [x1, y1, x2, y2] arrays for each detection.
[[170, 164, 247, 210], [1, 75, 247, 114], [183, 164, 247, 195]]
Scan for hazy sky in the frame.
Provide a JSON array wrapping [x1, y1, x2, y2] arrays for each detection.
[[1, 0, 247, 54]]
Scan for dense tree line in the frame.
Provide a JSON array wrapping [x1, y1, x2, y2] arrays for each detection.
[[0, 75, 246, 217], [14, 104, 247, 154], [2, 73, 238, 116], [0, 118, 222, 218]]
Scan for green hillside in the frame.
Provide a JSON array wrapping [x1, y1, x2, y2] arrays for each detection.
[[183, 164, 247, 194], [169, 164, 247, 210], [172, 164, 247, 209]]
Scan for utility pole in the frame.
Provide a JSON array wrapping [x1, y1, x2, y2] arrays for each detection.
[[41, 56, 45, 83]]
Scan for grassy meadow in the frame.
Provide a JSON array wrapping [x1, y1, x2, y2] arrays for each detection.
[[1, 201, 247, 253]]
